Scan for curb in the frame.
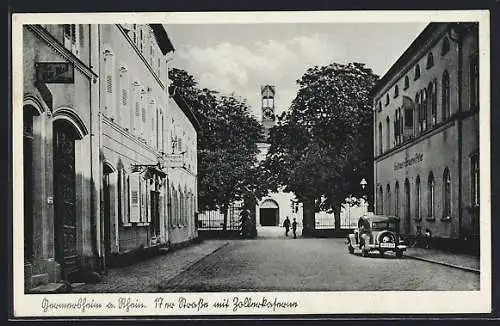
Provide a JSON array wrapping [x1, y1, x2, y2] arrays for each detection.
[[405, 254, 480, 274]]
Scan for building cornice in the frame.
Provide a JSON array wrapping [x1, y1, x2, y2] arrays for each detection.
[[28, 24, 98, 81], [371, 23, 449, 102]]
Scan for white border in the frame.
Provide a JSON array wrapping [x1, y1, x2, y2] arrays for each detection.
[[11, 10, 491, 317]]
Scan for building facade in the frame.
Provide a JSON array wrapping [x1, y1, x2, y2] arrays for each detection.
[[23, 24, 100, 290], [22, 24, 199, 292], [372, 23, 479, 245]]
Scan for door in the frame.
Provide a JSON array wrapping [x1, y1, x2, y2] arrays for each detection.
[[260, 208, 278, 226], [53, 122, 79, 279], [404, 179, 411, 235], [102, 170, 112, 270], [150, 190, 160, 239]]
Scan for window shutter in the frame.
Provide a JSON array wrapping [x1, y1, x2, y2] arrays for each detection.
[[140, 177, 146, 222], [129, 173, 141, 223], [121, 171, 128, 224], [106, 75, 113, 94]]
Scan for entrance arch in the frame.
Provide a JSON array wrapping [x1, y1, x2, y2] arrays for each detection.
[[259, 199, 279, 226]]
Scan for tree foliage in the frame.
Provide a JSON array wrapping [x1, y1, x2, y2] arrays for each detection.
[[261, 62, 378, 232], [169, 68, 263, 228]]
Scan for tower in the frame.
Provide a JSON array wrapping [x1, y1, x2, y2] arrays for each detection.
[[261, 85, 276, 141]]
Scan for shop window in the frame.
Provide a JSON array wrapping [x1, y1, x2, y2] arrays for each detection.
[[427, 172, 435, 219], [471, 154, 479, 207], [443, 168, 451, 219], [470, 54, 479, 110], [442, 70, 450, 120], [441, 37, 450, 56], [404, 179, 411, 234]]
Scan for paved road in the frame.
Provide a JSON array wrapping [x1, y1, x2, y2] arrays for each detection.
[[159, 237, 479, 292]]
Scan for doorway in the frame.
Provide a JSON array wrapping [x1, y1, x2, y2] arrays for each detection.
[[260, 208, 279, 226], [53, 121, 79, 280], [102, 164, 114, 271]]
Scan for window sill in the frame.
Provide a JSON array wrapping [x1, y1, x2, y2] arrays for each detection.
[[136, 222, 150, 226], [426, 217, 435, 221], [122, 223, 132, 227]]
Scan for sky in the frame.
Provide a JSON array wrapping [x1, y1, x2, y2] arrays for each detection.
[[165, 23, 428, 119]]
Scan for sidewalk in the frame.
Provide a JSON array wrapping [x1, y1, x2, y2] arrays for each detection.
[[72, 240, 229, 293], [405, 246, 480, 273]]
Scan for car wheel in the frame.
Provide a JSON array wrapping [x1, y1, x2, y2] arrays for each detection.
[[348, 245, 354, 254], [396, 249, 403, 258]]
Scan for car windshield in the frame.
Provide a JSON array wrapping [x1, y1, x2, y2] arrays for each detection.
[[371, 220, 396, 231]]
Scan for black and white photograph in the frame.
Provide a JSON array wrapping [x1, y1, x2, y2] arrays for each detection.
[[11, 10, 491, 317]]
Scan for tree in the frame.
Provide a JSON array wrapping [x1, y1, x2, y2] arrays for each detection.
[[261, 62, 378, 235], [169, 68, 263, 230]]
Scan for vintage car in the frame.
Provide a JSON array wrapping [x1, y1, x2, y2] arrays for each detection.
[[345, 215, 407, 258]]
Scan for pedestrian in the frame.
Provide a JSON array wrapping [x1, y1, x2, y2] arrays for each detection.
[[292, 218, 298, 239], [283, 216, 291, 237], [424, 228, 432, 249]]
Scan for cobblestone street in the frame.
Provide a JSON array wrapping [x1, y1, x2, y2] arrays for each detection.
[[159, 236, 479, 292]]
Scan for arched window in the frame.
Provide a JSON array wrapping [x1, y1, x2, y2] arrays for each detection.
[[419, 89, 428, 132], [443, 168, 451, 219], [378, 102, 382, 112], [414, 64, 420, 80], [428, 172, 435, 219], [386, 116, 390, 151], [394, 110, 398, 146], [404, 179, 411, 234], [426, 52, 434, 69], [428, 82, 437, 127], [441, 37, 450, 56], [378, 186, 384, 214], [395, 181, 400, 217], [385, 93, 390, 106], [399, 108, 405, 142], [387, 184, 391, 215], [442, 70, 450, 120], [415, 176, 421, 220], [394, 85, 399, 98], [404, 76, 409, 90], [378, 122, 383, 155]]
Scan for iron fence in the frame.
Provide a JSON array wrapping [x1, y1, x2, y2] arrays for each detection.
[[197, 204, 244, 231]]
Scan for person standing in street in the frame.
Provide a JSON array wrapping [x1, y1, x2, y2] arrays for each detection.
[[292, 218, 298, 239], [283, 216, 291, 237]]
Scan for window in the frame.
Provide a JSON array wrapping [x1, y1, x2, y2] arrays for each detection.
[[63, 24, 80, 57], [441, 37, 450, 56], [415, 176, 421, 220], [404, 179, 411, 234], [428, 82, 437, 127], [470, 54, 479, 110], [139, 28, 143, 52], [387, 184, 391, 215], [395, 181, 400, 217], [378, 102, 382, 112], [419, 89, 428, 132], [378, 186, 384, 215], [386, 117, 390, 151], [399, 108, 404, 142], [385, 93, 390, 106], [443, 168, 451, 219], [404, 76, 409, 90], [471, 154, 479, 207], [394, 85, 399, 98], [394, 110, 398, 146], [426, 52, 434, 69], [103, 48, 115, 120], [428, 172, 435, 219], [378, 122, 383, 155], [414, 64, 420, 80], [442, 70, 450, 120]]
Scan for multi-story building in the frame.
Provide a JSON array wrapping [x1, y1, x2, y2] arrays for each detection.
[[98, 24, 200, 267], [372, 23, 479, 249], [22, 23, 199, 292], [22, 24, 100, 290]]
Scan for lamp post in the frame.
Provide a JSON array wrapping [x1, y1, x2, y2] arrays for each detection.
[[360, 178, 368, 216]]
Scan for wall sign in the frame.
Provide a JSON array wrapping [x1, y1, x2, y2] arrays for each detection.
[[165, 154, 185, 168], [36, 62, 74, 84], [394, 153, 423, 171]]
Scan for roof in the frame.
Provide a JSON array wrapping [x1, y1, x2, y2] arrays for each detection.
[[149, 24, 175, 55], [168, 86, 201, 132], [370, 23, 444, 99]]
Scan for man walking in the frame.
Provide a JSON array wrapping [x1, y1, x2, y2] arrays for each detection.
[[283, 216, 291, 237], [292, 218, 298, 239]]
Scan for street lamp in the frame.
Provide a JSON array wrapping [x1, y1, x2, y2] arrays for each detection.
[[360, 178, 368, 216]]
